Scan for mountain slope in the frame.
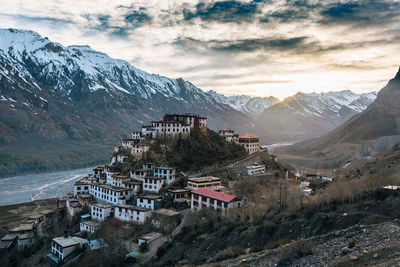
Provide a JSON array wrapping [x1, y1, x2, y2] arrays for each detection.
[[0, 28, 254, 177], [207, 90, 279, 117], [255, 90, 377, 143], [276, 67, 400, 169]]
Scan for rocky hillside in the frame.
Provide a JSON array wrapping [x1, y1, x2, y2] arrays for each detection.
[[256, 90, 377, 143], [276, 67, 400, 169], [0, 28, 253, 177]]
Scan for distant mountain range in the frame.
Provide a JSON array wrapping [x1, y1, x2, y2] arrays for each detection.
[[0, 28, 378, 176], [206, 90, 279, 117], [276, 67, 400, 169], [256, 90, 377, 142]]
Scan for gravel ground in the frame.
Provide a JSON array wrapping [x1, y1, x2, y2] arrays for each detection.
[[203, 221, 400, 267]]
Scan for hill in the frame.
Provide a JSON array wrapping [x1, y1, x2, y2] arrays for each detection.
[[256, 90, 376, 143], [115, 129, 248, 172], [275, 67, 400, 169]]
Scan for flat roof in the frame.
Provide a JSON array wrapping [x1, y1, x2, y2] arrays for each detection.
[[116, 205, 150, 212], [53, 236, 88, 248], [188, 176, 221, 183], [81, 220, 100, 228], [1, 233, 17, 241], [10, 224, 34, 232], [168, 188, 190, 193], [112, 175, 131, 180], [144, 176, 164, 180], [91, 183, 131, 192], [138, 194, 162, 200], [19, 232, 34, 240], [153, 209, 180, 217], [154, 166, 175, 170], [239, 134, 259, 139], [92, 203, 113, 209], [139, 232, 162, 241], [74, 177, 88, 185], [131, 169, 151, 172], [192, 188, 239, 203]]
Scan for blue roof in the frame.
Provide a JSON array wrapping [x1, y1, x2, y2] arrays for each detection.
[[81, 214, 90, 219]]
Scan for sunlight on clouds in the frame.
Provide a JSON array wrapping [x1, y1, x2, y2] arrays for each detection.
[[0, 0, 399, 98]]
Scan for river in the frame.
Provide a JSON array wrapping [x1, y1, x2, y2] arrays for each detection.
[[263, 142, 296, 153], [0, 167, 93, 206]]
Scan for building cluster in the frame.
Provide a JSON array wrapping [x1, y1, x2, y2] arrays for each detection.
[[219, 130, 261, 154], [113, 113, 207, 160], [0, 212, 50, 251], [44, 113, 246, 264]]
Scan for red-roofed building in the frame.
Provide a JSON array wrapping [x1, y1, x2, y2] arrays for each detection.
[[191, 188, 242, 213], [239, 134, 260, 154]]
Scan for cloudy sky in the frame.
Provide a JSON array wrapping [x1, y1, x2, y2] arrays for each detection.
[[1, 0, 399, 99]]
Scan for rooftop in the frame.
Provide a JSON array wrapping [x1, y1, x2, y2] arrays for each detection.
[[53, 236, 88, 248], [168, 188, 191, 193], [192, 188, 238, 203], [18, 232, 34, 240], [92, 203, 113, 209], [74, 177, 88, 185], [153, 208, 180, 217], [188, 176, 221, 183], [116, 205, 151, 212], [139, 232, 162, 241], [144, 176, 164, 180], [10, 224, 34, 232], [138, 194, 162, 200], [81, 220, 100, 228], [92, 183, 131, 192], [1, 233, 18, 241], [239, 134, 259, 139], [154, 166, 175, 170]]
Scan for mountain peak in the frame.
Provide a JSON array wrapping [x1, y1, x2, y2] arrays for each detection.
[[394, 66, 400, 81]]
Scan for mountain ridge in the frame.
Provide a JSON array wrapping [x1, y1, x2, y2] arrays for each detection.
[[275, 67, 400, 169]]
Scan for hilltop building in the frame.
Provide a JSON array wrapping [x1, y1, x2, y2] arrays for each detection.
[[90, 203, 114, 222], [187, 176, 223, 191], [239, 134, 260, 154], [246, 164, 266, 176], [49, 235, 88, 262], [219, 129, 239, 143], [114, 205, 151, 224], [191, 188, 242, 213]]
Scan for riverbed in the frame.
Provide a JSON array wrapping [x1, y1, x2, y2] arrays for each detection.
[[264, 142, 296, 153], [0, 167, 92, 206]]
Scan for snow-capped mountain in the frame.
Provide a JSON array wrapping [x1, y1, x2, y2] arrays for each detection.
[[0, 28, 254, 176], [255, 90, 377, 142], [207, 90, 279, 116], [0, 28, 379, 175], [278, 90, 377, 118]]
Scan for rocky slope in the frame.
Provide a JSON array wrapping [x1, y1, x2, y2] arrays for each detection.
[[276, 67, 400, 169], [256, 90, 377, 143]]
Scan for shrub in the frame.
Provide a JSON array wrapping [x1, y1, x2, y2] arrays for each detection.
[[348, 239, 356, 249], [139, 242, 148, 252], [156, 245, 166, 258], [278, 240, 313, 265], [265, 239, 289, 250], [214, 248, 245, 262]]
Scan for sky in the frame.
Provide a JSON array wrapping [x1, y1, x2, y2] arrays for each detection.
[[0, 0, 399, 99]]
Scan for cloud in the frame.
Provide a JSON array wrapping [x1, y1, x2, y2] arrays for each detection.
[[1, 0, 399, 98], [183, 0, 261, 23], [82, 5, 152, 37], [0, 13, 75, 25], [320, 0, 400, 27]]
